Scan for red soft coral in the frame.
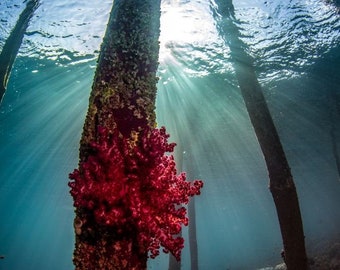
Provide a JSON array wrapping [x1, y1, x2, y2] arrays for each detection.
[[69, 126, 203, 261]]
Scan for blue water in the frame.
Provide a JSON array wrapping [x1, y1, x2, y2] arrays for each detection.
[[0, 0, 340, 269]]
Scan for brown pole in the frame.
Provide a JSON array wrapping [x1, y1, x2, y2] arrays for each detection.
[[211, 1, 308, 269], [71, 1, 161, 269]]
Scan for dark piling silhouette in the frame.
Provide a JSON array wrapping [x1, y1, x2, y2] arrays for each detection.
[[0, 0, 40, 104], [211, 1, 308, 269]]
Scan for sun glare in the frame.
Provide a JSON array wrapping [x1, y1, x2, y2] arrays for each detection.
[[160, 8, 194, 44], [159, 1, 217, 61]]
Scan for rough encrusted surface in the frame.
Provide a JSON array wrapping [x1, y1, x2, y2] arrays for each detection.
[[80, 0, 161, 159], [72, 1, 162, 269]]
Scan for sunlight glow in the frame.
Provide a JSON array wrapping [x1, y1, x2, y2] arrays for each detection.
[[159, 0, 232, 77], [159, 1, 219, 59], [160, 7, 195, 44]]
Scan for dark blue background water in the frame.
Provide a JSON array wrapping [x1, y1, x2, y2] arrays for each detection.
[[0, 0, 339, 269]]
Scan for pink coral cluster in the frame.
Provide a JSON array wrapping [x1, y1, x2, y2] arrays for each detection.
[[69, 126, 203, 261]]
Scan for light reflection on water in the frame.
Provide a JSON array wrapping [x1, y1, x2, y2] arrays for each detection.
[[0, 0, 339, 269], [231, 0, 340, 82], [159, 0, 232, 77], [0, 1, 26, 45], [1, 0, 113, 64]]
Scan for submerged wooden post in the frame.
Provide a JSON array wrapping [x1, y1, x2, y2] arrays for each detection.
[[68, 1, 203, 269], [234, 55, 308, 270], [72, 1, 160, 269], [0, 0, 40, 104], [212, 1, 308, 269], [79, 0, 160, 154]]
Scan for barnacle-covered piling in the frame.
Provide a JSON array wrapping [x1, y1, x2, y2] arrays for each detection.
[[69, 1, 203, 269]]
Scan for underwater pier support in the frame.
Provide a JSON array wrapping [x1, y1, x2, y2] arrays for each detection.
[[235, 61, 308, 270], [68, 1, 203, 269], [212, 0, 308, 269], [72, 1, 161, 269], [0, 0, 40, 104]]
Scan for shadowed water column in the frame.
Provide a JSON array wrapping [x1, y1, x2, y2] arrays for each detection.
[[0, 0, 40, 104], [211, 1, 308, 269], [68, 1, 203, 269]]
